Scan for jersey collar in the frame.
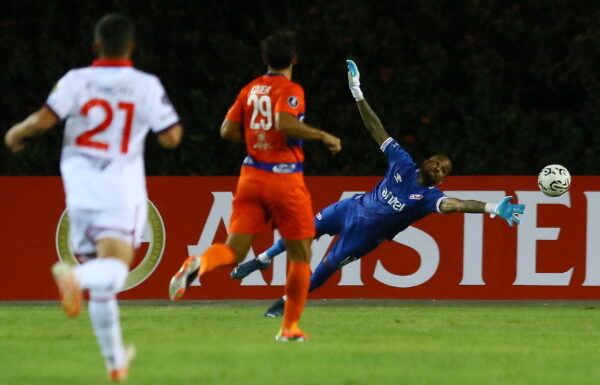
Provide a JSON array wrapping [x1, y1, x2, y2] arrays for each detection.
[[264, 72, 285, 77], [92, 59, 133, 67]]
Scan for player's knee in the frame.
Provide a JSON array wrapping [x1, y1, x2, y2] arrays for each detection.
[[286, 240, 311, 263], [96, 238, 134, 265], [283, 238, 312, 263], [288, 252, 311, 264], [225, 233, 255, 263]]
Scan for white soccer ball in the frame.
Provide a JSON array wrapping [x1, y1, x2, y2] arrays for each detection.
[[538, 164, 571, 197]]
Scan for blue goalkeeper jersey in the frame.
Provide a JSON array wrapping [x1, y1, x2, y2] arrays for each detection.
[[355, 137, 447, 240]]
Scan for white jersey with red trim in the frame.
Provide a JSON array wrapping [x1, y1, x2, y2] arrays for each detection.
[[46, 59, 179, 210]]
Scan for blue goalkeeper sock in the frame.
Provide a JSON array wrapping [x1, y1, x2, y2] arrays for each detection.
[[257, 239, 287, 263], [266, 239, 286, 258], [309, 262, 337, 292]]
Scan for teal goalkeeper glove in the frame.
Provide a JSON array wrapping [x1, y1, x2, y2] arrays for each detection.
[[487, 196, 525, 227], [346, 59, 364, 101]]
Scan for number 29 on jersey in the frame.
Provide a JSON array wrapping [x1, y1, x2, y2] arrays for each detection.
[[247, 94, 272, 130]]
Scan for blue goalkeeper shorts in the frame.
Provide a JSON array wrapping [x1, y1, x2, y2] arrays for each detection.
[[314, 196, 384, 269]]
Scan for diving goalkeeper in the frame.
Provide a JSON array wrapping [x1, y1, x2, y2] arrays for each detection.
[[232, 60, 525, 317]]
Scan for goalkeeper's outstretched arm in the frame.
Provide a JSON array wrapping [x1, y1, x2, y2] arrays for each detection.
[[440, 196, 525, 227], [355, 99, 390, 146], [346, 60, 390, 146]]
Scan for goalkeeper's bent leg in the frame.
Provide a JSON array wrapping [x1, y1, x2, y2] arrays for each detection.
[[308, 261, 337, 293], [267, 238, 287, 258]]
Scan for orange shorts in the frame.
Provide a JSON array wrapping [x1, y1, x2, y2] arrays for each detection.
[[229, 166, 315, 240]]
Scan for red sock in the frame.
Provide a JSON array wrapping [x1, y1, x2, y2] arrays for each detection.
[[281, 262, 311, 331], [199, 244, 236, 276]]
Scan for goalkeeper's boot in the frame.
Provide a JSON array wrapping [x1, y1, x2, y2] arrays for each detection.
[[264, 297, 286, 318], [51, 262, 82, 318], [230, 258, 271, 280], [169, 255, 200, 300], [108, 344, 136, 383], [275, 328, 309, 342]]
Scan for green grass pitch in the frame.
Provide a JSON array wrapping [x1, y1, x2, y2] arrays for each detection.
[[2, 300, 600, 385]]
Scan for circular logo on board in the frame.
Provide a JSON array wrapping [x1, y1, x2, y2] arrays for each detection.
[[55, 200, 166, 291]]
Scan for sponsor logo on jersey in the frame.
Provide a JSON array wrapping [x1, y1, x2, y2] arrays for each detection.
[[394, 173, 402, 183], [410, 194, 423, 200], [287, 96, 298, 108], [381, 187, 406, 212], [272, 163, 296, 173], [55, 199, 166, 291], [80, 153, 112, 170]]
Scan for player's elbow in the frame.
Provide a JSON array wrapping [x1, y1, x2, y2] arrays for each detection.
[[32, 106, 59, 132], [157, 124, 183, 148], [220, 119, 242, 141], [220, 127, 236, 140], [439, 198, 460, 214]]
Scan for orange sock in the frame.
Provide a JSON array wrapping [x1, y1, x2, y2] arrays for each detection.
[[199, 244, 236, 276], [281, 262, 311, 331]]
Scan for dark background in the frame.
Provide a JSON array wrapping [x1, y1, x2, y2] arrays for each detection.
[[1, 0, 599, 176]]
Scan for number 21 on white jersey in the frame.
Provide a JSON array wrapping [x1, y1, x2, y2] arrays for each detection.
[[77, 98, 135, 153]]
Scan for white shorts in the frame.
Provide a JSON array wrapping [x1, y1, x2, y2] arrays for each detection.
[[68, 201, 147, 256]]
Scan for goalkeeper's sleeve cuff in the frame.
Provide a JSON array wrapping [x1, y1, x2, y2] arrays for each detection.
[[350, 87, 364, 101], [485, 202, 498, 218]]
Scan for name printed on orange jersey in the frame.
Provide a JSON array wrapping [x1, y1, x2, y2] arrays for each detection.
[[250, 85, 272, 95]]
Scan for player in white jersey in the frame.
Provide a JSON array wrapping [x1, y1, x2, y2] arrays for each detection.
[[4, 14, 182, 382]]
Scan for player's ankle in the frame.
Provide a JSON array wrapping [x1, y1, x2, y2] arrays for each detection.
[[257, 253, 270, 263]]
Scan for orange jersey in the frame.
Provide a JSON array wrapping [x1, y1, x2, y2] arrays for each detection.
[[226, 73, 315, 239], [226, 73, 305, 166]]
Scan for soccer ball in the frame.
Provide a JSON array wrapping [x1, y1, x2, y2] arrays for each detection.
[[538, 164, 571, 197]]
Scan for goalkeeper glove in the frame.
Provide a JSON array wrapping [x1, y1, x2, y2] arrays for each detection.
[[485, 196, 525, 227], [346, 59, 364, 101]]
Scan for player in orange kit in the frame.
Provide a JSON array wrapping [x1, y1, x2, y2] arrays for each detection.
[[168, 30, 341, 341]]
